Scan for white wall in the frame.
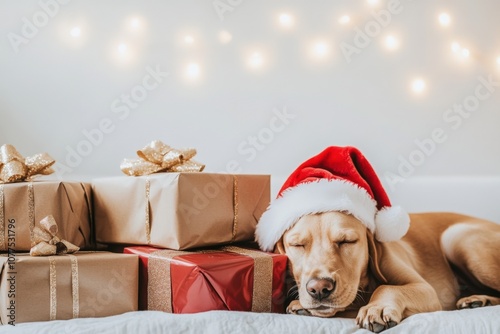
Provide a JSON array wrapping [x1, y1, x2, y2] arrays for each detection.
[[1, 0, 500, 215]]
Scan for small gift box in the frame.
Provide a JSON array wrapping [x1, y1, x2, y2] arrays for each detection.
[[0, 251, 139, 324], [0, 145, 93, 252], [123, 245, 288, 314], [92, 141, 270, 250]]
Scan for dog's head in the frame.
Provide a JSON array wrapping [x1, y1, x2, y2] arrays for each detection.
[[276, 211, 384, 317]]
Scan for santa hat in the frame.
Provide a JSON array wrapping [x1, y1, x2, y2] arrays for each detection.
[[255, 146, 410, 251]]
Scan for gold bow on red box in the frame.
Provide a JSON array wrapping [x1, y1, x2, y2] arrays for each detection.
[[120, 140, 205, 176], [0, 144, 55, 183]]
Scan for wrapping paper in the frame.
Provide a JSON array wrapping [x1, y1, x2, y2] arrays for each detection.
[[93, 173, 270, 250], [0, 181, 93, 252], [123, 245, 288, 314], [0, 252, 139, 324]]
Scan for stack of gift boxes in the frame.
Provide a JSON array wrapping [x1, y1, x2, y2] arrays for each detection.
[[0, 141, 288, 325]]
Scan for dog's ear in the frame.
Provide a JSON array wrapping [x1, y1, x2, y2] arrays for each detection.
[[274, 237, 286, 255], [366, 230, 388, 284]]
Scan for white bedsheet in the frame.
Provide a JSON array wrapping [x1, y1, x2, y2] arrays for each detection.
[[1, 306, 499, 334]]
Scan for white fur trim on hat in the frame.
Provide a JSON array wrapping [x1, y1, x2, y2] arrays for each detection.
[[374, 206, 410, 242], [255, 179, 378, 251]]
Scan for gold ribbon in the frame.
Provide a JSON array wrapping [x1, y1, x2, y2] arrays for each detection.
[[148, 247, 273, 313], [148, 249, 191, 313], [70, 255, 80, 318], [120, 140, 205, 176], [48, 254, 80, 320], [28, 182, 35, 247], [221, 246, 273, 312], [49, 256, 57, 320], [0, 185, 4, 250], [145, 177, 151, 245], [0, 144, 55, 183], [30, 215, 80, 256], [0, 182, 37, 251], [231, 176, 239, 242]]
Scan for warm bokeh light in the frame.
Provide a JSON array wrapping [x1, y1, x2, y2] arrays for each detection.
[[411, 78, 426, 94], [70, 27, 81, 38], [278, 13, 294, 28], [439, 13, 451, 27], [312, 41, 329, 59], [129, 17, 143, 31], [218, 30, 232, 44], [339, 15, 351, 25], [111, 42, 135, 64], [184, 35, 194, 45], [185, 63, 201, 79], [451, 42, 471, 61], [248, 52, 264, 68], [384, 35, 399, 50], [117, 43, 128, 54]]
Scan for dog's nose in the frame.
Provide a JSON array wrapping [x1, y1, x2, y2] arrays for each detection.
[[306, 278, 335, 300]]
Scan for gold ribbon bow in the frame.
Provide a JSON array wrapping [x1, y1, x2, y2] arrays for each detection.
[[30, 215, 80, 256], [120, 140, 205, 176], [0, 144, 55, 183]]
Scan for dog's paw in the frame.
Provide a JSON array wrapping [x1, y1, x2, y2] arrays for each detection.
[[457, 295, 496, 309], [286, 300, 312, 316], [356, 304, 402, 333]]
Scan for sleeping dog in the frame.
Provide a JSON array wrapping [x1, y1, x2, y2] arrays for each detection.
[[255, 146, 500, 332], [276, 211, 500, 332]]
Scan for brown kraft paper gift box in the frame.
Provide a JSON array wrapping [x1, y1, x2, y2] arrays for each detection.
[[93, 173, 270, 250], [0, 181, 93, 252], [0, 252, 139, 324]]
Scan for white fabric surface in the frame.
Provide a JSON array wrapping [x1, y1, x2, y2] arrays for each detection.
[[1, 306, 499, 334]]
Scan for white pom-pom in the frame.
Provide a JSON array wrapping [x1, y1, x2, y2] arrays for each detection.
[[374, 206, 410, 242]]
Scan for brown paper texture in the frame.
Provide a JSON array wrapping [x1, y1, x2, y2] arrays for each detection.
[[0, 181, 93, 251], [93, 173, 270, 250], [0, 252, 138, 324]]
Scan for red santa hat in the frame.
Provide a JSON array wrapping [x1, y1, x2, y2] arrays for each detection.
[[255, 146, 410, 251]]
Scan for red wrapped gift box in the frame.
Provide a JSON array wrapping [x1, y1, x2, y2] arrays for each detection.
[[124, 245, 288, 314]]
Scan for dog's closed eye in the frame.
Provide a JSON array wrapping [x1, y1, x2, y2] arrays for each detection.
[[336, 239, 358, 247]]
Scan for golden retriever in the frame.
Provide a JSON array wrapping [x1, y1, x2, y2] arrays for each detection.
[[277, 211, 500, 332]]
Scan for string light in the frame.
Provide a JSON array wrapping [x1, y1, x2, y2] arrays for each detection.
[[438, 13, 451, 27], [129, 17, 143, 31], [451, 42, 461, 53], [248, 52, 264, 69], [70, 27, 81, 38], [117, 43, 128, 54], [311, 41, 329, 59], [384, 35, 399, 50], [185, 63, 201, 79], [339, 15, 351, 25], [411, 78, 426, 94], [111, 42, 135, 64], [451, 42, 471, 60], [278, 13, 294, 28], [218, 30, 232, 44]]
